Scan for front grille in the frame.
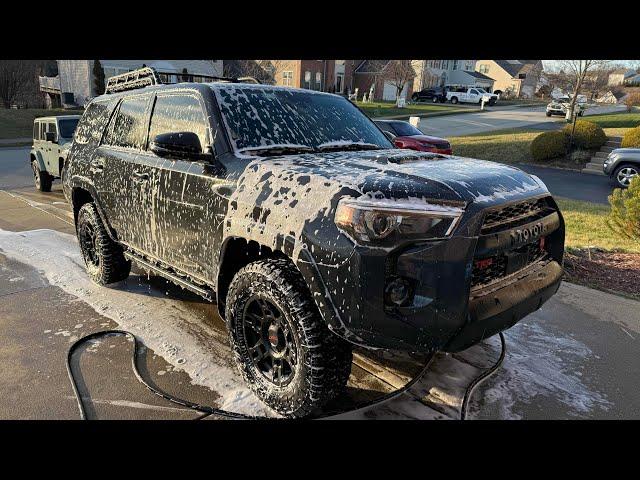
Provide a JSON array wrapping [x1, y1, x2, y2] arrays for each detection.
[[472, 242, 547, 289], [472, 196, 556, 289], [481, 197, 553, 234]]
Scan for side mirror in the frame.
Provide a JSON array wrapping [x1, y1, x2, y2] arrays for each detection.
[[383, 131, 396, 142], [149, 132, 210, 160], [45, 131, 57, 143]]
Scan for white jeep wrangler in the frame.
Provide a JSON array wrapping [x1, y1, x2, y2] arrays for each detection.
[[30, 115, 80, 191]]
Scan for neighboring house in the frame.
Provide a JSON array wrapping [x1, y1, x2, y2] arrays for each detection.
[[39, 60, 223, 108], [412, 60, 477, 91], [266, 60, 353, 93], [446, 70, 494, 90], [475, 60, 543, 98], [627, 74, 640, 86], [596, 90, 624, 104], [607, 68, 637, 86], [353, 60, 416, 102]]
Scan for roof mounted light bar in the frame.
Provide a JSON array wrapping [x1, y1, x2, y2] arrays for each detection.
[[104, 67, 260, 94]]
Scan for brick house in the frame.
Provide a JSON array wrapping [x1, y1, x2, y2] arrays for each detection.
[[352, 60, 416, 102], [266, 60, 360, 94], [475, 60, 543, 98]]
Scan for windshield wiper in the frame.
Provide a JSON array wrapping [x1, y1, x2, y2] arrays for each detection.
[[315, 142, 382, 152], [239, 145, 316, 157]]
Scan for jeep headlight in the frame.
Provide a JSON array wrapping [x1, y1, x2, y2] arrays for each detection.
[[334, 197, 464, 245]]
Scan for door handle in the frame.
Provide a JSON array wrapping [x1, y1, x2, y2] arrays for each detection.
[[132, 171, 149, 183], [90, 159, 104, 173]]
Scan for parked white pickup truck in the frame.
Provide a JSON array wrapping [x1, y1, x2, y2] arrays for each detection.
[[446, 87, 498, 106]]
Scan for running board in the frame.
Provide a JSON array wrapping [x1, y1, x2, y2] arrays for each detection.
[[124, 251, 215, 302]]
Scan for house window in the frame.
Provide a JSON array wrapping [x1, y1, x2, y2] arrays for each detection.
[[479, 64, 490, 74], [282, 71, 293, 86], [304, 71, 311, 89], [315, 72, 322, 90]]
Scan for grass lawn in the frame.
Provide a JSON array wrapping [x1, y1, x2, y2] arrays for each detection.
[[583, 111, 640, 129], [555, 197, 640, 254], [450, 129, 540, 165], [0, 108, 82, 139], [355, 101, 470, 118]]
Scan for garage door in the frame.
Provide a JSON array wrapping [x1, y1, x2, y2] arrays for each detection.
[[382, 82, 407, 101]]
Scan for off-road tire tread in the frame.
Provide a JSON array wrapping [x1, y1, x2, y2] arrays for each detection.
[[226, 257, 352, 418], [77, 203, 130, 285]]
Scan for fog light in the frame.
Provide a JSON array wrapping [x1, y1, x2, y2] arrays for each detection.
[[385, 277, 411, 306]]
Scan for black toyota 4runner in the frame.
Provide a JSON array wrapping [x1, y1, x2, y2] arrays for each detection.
[[64, 68, 565, 417]]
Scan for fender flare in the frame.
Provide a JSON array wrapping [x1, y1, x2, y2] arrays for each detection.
[[30, 149, 46, 172], [69, 176, 118, 241]]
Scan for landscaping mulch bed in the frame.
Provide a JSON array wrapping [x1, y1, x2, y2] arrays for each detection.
[[564, 249, 640, 300]]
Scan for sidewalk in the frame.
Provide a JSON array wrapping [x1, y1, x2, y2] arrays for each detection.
[[0, 138, 31, 148]]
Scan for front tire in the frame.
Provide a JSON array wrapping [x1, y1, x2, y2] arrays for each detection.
[[32, 161, 52, 192], [226, 258, 353, 418], [613, 164, 638, 188], [76, 203, 131, 285]]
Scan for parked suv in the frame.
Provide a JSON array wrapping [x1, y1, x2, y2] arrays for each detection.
[[603, 148, 640, 188], [64, 69, 565, 417], [30, 115, 80, 191]]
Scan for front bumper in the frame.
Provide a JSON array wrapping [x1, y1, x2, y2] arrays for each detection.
[[303, 196, 565, 354]]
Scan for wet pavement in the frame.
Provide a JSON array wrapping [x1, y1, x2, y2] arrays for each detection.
[[0, 185, 638, 420]]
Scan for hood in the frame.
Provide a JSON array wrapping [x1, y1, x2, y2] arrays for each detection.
[[238, 148, 546, 207]]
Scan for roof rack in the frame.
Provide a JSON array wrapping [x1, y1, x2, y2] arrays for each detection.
[[104, 67, 260, 94], [105, 67, 161, 94]]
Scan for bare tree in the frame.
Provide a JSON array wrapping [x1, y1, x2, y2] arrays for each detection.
[[557, 60, 610, 119], [372, 60, 417, 106], [0, 60, 30, 108], [223, 60, 280, 84]]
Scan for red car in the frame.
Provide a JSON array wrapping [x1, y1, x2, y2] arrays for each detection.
[[374, 120, 452, 155]]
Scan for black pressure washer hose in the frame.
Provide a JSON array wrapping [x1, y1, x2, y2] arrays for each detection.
[[66, 329, 505, 420]]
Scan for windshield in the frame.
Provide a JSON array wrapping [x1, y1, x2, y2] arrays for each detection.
[[476, 88, 487, 94], [389, 121, 423, 137], [58, 118, 79, 139], [212, 86, 394, 153]]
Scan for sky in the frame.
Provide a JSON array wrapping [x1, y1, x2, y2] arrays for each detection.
[[543, 60, 639, 71]]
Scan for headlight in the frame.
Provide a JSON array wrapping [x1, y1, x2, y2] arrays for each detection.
[[334, 197, 464, 245]]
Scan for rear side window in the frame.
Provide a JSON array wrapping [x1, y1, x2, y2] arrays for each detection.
[[75, 99, 117, 144], [33, 122, 39, 140], [39, 123, 47, 140], [147, 94, 208, 152], [104, 95, 149, 149], [47, 122, 57, 141]]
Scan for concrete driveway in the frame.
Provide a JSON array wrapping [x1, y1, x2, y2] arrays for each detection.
[[0, 187, 638, 420]]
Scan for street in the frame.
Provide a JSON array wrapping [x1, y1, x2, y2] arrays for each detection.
[[413, 104, 627, 138], [0, 182, 638, 420]]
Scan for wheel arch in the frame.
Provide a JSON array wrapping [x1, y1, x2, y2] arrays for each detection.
[[70, 182, 118, 241], [215, 236, 291, 318]]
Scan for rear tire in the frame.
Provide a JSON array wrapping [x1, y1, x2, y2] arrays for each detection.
[[76, 203, 131, 285], [225, 258, 353, 418], [546, 111, 552, 117], [432, 96, 438, 103], [32, 161, 52, 192], [450, 96, 459, 104]]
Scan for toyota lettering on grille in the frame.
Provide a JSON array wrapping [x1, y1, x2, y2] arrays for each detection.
[[510, 222, 544, 247]]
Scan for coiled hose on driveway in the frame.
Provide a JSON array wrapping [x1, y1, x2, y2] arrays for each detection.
[[66, 330, 505, 420]]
